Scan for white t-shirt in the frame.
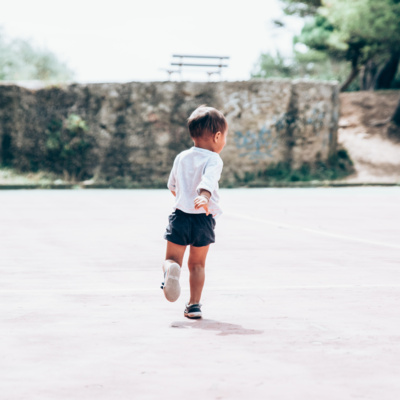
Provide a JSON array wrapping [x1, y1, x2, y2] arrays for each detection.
[[167, 146, 223, 218]]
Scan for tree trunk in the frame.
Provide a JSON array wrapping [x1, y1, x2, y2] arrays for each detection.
[[340, 53, 361, 92], [375, 52, 400, 90], [340, 66, 360, 92], [360, 59, 378, 90], [387, 97, 400, 141], [392, 97, 400, 126]]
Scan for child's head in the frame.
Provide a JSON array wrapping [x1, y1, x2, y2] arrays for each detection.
[[187, 105, 228, 153]]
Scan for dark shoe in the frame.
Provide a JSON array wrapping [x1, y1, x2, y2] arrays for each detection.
[[184, 303, 202, 319]]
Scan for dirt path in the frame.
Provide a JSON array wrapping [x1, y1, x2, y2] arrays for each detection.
[[339, 91, 400, 183]]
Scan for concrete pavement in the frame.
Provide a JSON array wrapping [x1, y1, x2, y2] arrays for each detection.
[[1, 188, 400, 400]]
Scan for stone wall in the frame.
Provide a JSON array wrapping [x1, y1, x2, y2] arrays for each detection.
[[0, 80, 339, 185]]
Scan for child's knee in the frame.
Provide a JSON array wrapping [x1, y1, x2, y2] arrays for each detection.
[[188, 262, 205, 271]]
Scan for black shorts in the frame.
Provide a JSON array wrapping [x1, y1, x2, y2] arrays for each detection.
[[164, 209, 216, 247]]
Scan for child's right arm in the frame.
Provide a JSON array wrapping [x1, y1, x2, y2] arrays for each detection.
[[167, 155, 180, 194]]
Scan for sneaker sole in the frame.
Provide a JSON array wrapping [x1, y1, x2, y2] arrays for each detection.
[[163, 263, 181, 302], [184, 311, 202, 319]]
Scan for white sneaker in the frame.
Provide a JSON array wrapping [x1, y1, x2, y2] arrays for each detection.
[[160, 263, 181, 302]]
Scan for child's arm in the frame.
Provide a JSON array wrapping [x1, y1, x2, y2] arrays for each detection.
[[167, 155, 180, 194], [194, 189, 211, 215], [196, 156, 223, 196], [194, 155, 223, 215]]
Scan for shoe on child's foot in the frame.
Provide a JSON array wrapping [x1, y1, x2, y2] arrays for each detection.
[[160, 262, 181, 302], [184, 303, 202, 319]]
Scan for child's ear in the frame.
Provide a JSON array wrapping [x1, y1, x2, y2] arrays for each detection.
[[214, 131, 222, 142]]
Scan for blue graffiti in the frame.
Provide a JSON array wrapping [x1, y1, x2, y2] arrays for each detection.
[[234, 127, 279, 161], [233, 114, 287, 160], [234, 109, 330, 160], [274, 115, 287, 132], [306, 108, 326, 135]]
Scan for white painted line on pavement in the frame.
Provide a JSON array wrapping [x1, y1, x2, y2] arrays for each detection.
[[227, 212, 400, 250]]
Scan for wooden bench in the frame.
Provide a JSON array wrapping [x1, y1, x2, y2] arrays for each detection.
[[165, 54, 230, 80]]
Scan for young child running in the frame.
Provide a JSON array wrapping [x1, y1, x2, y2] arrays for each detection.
[[161, 105, 228, 319]]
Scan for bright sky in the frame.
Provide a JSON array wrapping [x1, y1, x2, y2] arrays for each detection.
[[1, 0, 303, 83]]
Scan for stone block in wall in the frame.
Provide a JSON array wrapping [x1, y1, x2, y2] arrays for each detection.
[[0, 85, 40, 170], [216, 80, 293, 183], [288, 80, 339, 169]]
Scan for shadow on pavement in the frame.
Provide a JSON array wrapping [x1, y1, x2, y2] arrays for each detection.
[[171, 319, 263, 336]]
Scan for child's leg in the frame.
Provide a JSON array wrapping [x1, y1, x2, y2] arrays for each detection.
[[162, 241, 186, 302], [187, 245, 210, 304], [164, 240, 186, 270]]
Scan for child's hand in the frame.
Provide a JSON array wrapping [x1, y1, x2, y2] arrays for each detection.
[[194, 195, 210, 215]]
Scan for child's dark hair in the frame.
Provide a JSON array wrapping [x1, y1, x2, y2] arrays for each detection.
[[187, 105, 227, 139]]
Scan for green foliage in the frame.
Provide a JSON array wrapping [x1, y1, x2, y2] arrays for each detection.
[[312, 0, 400, 61], [296, 0, 400, 89], [251, 51, 294, 78], [45, 114, 92, 181], [251, 48, 354, 84], [0, 28, 74, 82], [231, 148, 354, 186], [295, 15, 339, 54], [258, 0, 400, 90], [280, 0, 322, 16]]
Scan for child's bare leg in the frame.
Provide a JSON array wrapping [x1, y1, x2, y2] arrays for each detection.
[[188, 245, 210, 304], [164, 241, 186, 270]]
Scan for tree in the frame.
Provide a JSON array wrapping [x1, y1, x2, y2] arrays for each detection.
[[393, 98, 400, 126], [387, 97, 400, 140], [294, 0, 400, 91], [254, 1, 351, 82], [280, 0, 322, 17], [251, 47, 352, 83], [0, 28, 74, 82], [251, 51, 294, 79], [261, 1, 400, 90]]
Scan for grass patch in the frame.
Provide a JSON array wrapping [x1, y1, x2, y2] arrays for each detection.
[[0, 167, 60, 185], [223, 148, 355, 187]]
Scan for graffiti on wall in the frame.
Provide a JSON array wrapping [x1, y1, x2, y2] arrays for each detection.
[[233, 107, 330, 160], [306, 106, 329, 149], [306, 107, 326, 135], [233, 114, 286, 160], [234, 127, 279, 160]]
